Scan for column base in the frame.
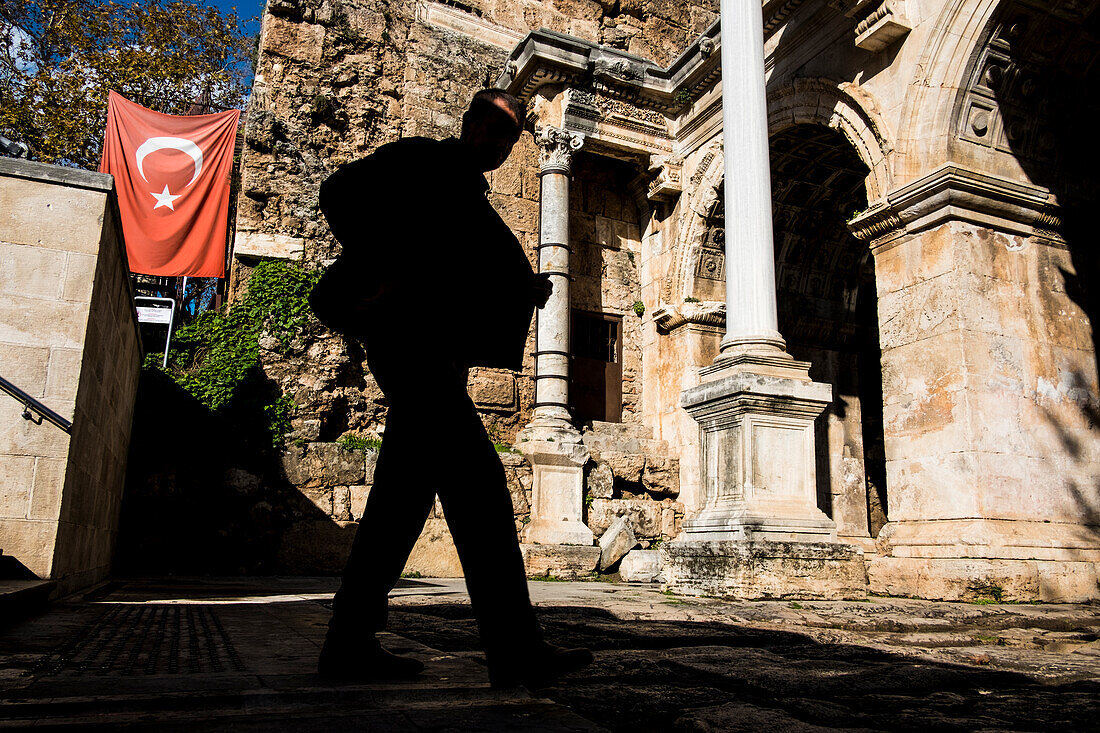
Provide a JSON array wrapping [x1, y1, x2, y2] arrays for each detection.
[[869, 519, 1100, 602], [681, 503, 837, 543], [662, 538, 867, 599], [517, 426, 595, 547], [681, 352, 836, 541]]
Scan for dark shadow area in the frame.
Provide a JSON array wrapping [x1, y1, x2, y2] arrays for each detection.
[[389, 602, 1100, 732], [116, 368, 352, 575], [2, 580, 1097, 731]]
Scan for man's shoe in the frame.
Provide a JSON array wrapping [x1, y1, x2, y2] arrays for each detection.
[[318, 638, 425, 681], [489, 643, 594, 690]]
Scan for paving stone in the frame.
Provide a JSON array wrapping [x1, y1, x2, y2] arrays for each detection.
[[0, 577, 1098, 732]]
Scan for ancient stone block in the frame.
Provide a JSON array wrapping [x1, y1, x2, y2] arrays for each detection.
[[299, 486, 333, 516], [600, 450, 645, 483], [641, 455, 679, 497], [282, 443, 366, 488], [588, 498, 663, 539], [663, 540, 867, 600], [585, 461, 614, 499], [468, 369, 516, 409], [348, 485, 370, 521], [599, 515, 637, 570], [660, 503, 683, 538], [619, 549, 661, 582], [333, 486, 353, 521], [521, 544, 600, 579]]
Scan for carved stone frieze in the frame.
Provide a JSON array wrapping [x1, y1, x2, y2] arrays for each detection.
[[592, 53, 646, 85], [848, 164, 1060, 248], [954, 0, 1100, 179], [537, 127, 584, 174]]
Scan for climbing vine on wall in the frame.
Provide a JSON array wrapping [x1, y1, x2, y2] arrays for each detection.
[[146, 261, 322, 450]]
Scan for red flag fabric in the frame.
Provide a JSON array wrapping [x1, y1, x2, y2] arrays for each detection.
[[99, 91, 240, 277]]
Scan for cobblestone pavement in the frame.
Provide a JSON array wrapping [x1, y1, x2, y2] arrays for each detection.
[[1, 577, 1097, 731]]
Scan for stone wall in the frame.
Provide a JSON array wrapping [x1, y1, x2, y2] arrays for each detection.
[[0, 159, 141, 596]]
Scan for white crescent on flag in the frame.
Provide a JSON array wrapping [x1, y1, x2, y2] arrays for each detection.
[[134, 136, 204, 187]]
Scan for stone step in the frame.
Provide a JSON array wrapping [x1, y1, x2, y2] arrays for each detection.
[[581, 432, 670, 459], [585, 420, 653, 441], [0, 579, 54, 626]]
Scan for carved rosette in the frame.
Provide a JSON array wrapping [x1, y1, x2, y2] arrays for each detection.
[[536, 127, 584, 175]]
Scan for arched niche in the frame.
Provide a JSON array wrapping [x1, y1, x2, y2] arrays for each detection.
[[666, 79, 893, 310]]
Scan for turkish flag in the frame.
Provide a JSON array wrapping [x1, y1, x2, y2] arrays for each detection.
[[99, 91, 240, 277]]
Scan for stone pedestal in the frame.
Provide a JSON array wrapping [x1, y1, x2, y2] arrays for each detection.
[[664, 354, 868, 598], [517, 428, 594, 547], [520, 542, 601, 579], [678, 354, 835, 542]]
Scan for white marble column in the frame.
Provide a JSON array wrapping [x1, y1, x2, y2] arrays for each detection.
[[530, 126, 584, 427], [664, 3, 864, 598], [518, 126, 595, 550], [718, 0, 784, 355]]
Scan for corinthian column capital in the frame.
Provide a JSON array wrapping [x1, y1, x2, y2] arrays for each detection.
[[536, 126, 584, 175]]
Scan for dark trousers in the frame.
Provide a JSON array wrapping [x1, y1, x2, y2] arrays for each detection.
[[328, 330, 542, 667]]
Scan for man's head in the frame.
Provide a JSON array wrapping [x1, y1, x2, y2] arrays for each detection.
[[459, 89, 525, 172]]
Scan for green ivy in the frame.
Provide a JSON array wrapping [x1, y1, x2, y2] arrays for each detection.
[[337, 433, 382, 452], [150, 260, 321, 450]]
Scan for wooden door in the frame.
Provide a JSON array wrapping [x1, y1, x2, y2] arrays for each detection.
[[570, 311, 623, 424]]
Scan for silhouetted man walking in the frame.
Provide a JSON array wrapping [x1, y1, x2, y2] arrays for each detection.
[[312, 89, 591, 688]]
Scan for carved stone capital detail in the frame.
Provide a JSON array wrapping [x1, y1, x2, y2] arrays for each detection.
[[647, 155, 683, 202], [537, 126, 584, 174]]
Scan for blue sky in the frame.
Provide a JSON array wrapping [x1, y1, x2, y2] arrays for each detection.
[[204, 0, 266, 35]]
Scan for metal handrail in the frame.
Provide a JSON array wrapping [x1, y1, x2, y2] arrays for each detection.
[[0, 374, 72, 434]]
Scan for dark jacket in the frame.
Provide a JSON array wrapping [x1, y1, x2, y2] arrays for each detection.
[[312, 137, 536, 371]]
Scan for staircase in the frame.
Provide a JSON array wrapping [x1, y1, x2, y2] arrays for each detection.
[[0, 550, 54, 626]]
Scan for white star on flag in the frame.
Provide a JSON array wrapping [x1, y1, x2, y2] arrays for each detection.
[[150, 184, 181, 211]]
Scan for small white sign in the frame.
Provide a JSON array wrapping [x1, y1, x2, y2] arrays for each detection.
[[136, 306, 173, 324]]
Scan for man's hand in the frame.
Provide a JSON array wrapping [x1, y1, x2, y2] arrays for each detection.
[[531, 273, 553, 309]]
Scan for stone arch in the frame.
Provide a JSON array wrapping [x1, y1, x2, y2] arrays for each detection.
[[666, 79, 893, 308], [767, 78, 894, 201], [665, 139, 724, 309], [895, 0, 1002, 180]]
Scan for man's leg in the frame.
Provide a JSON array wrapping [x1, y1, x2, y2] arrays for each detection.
[[320, 395, 435, 678], [327, 403, 435, 639], [435, 394, 592, 687], [429, 388, 547, 666]]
